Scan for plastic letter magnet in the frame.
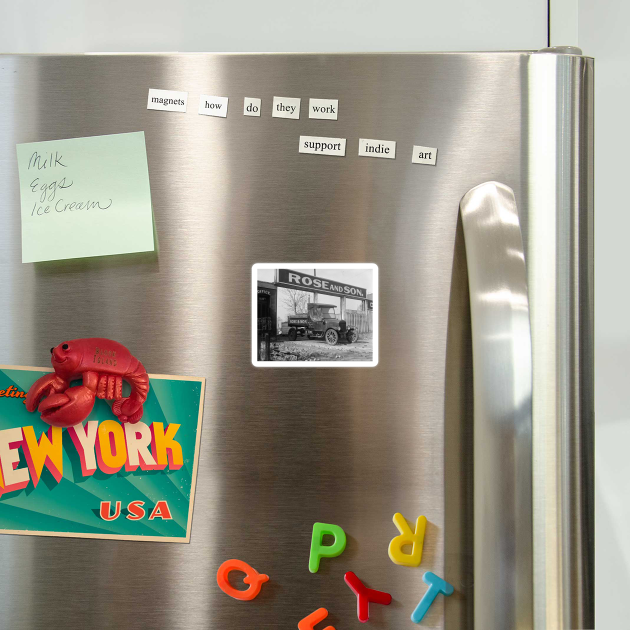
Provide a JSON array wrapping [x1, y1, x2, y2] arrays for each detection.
[[388, 512, 427, 567], [309, 522, 347, 573], [410, 571, 454, 623], [344, 571, 392, 622], [216, 559, 269, 601], [298, 607, 335, 630]]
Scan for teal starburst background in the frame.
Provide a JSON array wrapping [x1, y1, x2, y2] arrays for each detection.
[[0, 367, 203, 541]]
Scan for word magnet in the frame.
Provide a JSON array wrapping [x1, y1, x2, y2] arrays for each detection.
[[358, 138, 396, 159], [147, 88, 187, 112], [272, 96, 300, 119], [308, 98, 338, 120], [244, 97, 261, 116], [411, 145, 438, 165], [388, 512, 427, 567], [411, 572, 454, 624], [198, 95, 228, 118], [344, 571, 392, 622], [299, 136, 346, 157], [309, 522, 346, 573], [216, 559, 269, 601]]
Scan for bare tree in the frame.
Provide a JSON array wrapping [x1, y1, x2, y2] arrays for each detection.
[[281, 289, 310, 315]]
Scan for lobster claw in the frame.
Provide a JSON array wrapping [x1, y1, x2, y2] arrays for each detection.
[[37, 386, 96, 428], [112, 398, 144, 424], [25, 373, 67, 413]]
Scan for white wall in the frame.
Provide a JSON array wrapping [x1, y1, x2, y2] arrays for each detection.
[[0, 0, 547, 53], [576, 2, 629, 627]]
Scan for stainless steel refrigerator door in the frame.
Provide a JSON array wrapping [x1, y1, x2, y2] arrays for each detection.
[[0, 52, 593, 629]]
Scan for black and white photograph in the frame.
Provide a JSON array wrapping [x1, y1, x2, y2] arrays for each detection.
[[252, 264, 377, 366]]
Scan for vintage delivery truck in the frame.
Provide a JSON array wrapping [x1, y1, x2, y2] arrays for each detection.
[[286, 303, 358, 345]]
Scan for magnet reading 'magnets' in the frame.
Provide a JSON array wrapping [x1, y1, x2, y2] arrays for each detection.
[[26, 338, 149, 428]]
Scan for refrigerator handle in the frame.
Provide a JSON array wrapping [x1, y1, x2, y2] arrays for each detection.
[[460, 182, 533, 629]]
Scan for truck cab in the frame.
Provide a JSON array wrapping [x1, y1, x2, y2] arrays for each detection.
[[287, 303, 358, 345]]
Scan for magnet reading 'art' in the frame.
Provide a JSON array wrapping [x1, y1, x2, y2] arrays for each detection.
[[298, 608, 335, 630], [26, 338, 149, 427], [388, 512, 427, 567], [216, 559, 269, 601], [309, 522, 347, 573]]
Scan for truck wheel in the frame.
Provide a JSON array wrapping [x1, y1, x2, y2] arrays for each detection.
[[325, 329, 339, 345], [346, 330, 359, 343], [288, 328, 297, 341]]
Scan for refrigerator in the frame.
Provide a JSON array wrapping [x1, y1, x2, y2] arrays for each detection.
[[0, 50, 593, 629]]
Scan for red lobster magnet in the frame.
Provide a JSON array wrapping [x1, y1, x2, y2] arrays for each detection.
[[26, 338, 149, 428]]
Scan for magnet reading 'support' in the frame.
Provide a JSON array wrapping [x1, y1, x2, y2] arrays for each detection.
[[216, 559, 269, 601]]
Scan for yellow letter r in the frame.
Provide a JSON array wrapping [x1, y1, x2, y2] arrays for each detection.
[[388, 512, 427, 567]]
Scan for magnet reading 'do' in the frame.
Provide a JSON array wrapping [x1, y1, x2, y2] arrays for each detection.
[[26, 338, 149, 427]]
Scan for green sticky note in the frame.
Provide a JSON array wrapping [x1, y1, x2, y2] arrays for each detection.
[[16, 132, 155, 263]]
